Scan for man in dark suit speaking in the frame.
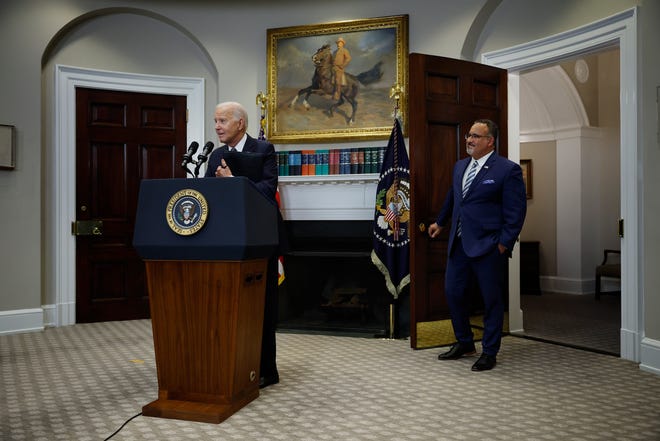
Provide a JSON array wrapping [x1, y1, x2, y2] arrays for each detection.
[[205, 101, 281, 388], [428, 119, 527, 371]]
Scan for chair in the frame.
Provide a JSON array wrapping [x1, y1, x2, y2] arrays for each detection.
[[595, 249, 621, 300]]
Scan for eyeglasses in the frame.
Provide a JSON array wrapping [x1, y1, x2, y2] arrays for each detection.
[[464, 133, 492, 140]]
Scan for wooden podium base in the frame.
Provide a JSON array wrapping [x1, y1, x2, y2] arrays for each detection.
[[143, 259, 267, 424], [142, 389, 259, 424]]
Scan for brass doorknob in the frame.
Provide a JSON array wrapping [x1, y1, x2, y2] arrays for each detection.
[[418, 223, 426, 232]]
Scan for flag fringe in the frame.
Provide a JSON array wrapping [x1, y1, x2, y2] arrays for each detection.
[[370, 250, 410, 299]]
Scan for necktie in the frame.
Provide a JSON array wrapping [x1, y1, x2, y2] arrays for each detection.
[[458, 160, 478, 237], [462, 160, 478, 198]]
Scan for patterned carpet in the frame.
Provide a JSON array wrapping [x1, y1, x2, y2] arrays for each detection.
[[521, 292, 620, 355], [2, 318, 660, 440]]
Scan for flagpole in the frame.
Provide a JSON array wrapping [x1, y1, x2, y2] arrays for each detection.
[[386, 83, 404, 340], [256, 92, 287, 288], [256, 91, 268, 138], [389, 83, 403, 123]]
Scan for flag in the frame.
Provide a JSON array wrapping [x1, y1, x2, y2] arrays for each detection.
[[371, 118, 410, 299], [259, 112, 285, 286], [257, 113, 267, 142], [274, 189, 285, 285]]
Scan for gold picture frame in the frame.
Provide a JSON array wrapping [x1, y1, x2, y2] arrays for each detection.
[[266, 15, 408, 143], [0, 124, 16, 170], [521, 159, 532, 199]]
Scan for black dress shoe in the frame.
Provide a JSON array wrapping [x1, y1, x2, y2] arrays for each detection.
[[259, 374, 279, 389], [471, 353, 497, 371], [437, 343, 477, 360]]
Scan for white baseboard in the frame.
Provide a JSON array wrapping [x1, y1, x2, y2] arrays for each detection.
[[640, 337, 660, 376], [42, 304, 58, 328], [0, 308, 45, 335], [540, 276, 592, 294], [621, 327, 640, 361], [540, 276, 620, 295]]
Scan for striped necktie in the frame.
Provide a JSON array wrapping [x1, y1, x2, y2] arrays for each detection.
[[462, 160, 478, 198], [458, 160, 478, 237]]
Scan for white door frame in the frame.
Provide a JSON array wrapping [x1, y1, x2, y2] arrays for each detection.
[[483, 8, 639, 362], [50, 65, 205, 326]]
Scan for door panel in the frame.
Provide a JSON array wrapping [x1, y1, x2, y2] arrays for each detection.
[[76, 88, 187, 323], [409, 54, 507, 348]]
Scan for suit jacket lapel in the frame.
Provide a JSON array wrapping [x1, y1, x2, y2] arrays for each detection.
[[457, 158, 471, 193], [463, 153, 497, 198], [223, 135, 257, 153], [243, 135, 257, 153], [479, 153, 498, 182]]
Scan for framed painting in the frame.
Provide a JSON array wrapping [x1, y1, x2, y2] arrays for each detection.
[[0, 125, 15, 170], [521, 159, 532, 199], [266, 15, 408, 143]]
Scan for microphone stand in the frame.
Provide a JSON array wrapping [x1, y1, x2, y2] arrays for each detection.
[[183, 162, 196, 177], [193, 159, 205, 178]]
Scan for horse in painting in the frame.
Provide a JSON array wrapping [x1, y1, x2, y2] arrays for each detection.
[[289, 44, 383, 125]]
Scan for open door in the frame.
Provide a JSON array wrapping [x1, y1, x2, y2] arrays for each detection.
[[408, 53, 507, 349]]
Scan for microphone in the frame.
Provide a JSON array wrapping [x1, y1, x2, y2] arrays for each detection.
[[181, 141, 199, 168], [195, 142, 214, 165], [193, 142, 215, 177]]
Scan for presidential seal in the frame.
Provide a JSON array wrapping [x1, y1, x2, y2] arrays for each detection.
[[374, 176, 410, 245], [165, 189, 208, 236]]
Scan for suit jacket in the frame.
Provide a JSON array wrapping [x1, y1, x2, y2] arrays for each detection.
[[435, 152, 527, 258], [204, 134, 278, 203], [204, 134, 288, 254]]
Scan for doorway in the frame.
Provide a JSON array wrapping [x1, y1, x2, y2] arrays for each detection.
[[50, 65, 205, 326], [483, 8, 638, 361], [517, 50, 621, 355], [75, 87, 187, 323]]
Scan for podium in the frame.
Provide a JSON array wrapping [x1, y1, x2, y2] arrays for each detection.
[[133, 177, 278, 424]]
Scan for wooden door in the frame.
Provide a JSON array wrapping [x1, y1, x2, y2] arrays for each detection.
[[408, 54, 507, 348], [75, 88, 187, 323]]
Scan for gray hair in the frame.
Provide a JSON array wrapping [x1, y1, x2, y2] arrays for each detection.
[[216, 101, 248, 128]]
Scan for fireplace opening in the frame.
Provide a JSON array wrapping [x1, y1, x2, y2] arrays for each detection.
[[277, 220, 390, 336]]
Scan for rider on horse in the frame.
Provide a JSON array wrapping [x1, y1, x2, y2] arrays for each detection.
[[332, 37, 351, 100]]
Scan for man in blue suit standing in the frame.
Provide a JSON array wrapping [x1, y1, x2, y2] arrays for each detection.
[[205, 101, 281, 388], [428, 119, 526, 371]]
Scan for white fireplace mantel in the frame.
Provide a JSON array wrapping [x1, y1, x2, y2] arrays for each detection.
[[278, 174, 379, 220]]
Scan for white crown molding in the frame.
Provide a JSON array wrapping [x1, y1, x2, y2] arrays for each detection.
[[481, 9, 635, 71]]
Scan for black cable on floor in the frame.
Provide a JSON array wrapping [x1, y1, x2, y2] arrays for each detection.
[[103, 411, 142, 440]]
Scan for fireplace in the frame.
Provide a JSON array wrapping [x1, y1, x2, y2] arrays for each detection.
[[277, 220, 390, 335]]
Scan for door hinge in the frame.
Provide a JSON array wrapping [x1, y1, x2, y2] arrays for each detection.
[[618, 218, 624, 238]]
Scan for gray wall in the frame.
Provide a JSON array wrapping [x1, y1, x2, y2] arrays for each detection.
[[1, 0, 658, 365]]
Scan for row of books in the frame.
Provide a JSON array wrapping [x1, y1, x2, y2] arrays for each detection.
[[277, 147, 386, 176]]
